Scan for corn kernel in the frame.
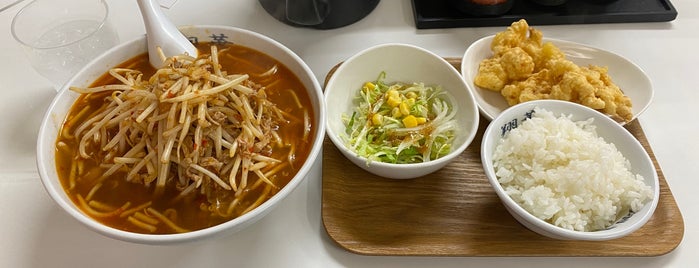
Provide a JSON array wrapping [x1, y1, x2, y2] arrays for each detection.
[[387, 89, 399, 98], [416, 117, 427, 124], [402, 115, 418, 128], [399, 102, 410, 116], [363, 82, 375, 91], [371, 114, 383, 126], [387, 96, 401, 107], [392, 107, 401, 118], [405, 97, 415, 106], [406, 92, 417, 99]]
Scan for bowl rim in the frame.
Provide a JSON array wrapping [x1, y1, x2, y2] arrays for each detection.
[[480, 99, 660, 240], [36, 25, 326, 244], [323, 42, 479, 172]]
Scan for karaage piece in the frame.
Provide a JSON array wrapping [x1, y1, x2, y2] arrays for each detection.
[[500, 47, 535, 81], [491, 19, 543, 57], [501, 69, 553, 106], [585, 65, 633, 122], [474, 57, 508, 91], [473, 19, 634, 123]]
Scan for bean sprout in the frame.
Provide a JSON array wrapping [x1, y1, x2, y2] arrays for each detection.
[[63, 45, 304, 233]]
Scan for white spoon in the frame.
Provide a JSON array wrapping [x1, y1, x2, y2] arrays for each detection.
[[137, 0, 197, 67]]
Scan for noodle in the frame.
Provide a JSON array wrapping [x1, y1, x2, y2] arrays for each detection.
[[133, 211, 159, 225], [127, 216, 157, 233], [119, 201, 153, 218], [85, 182, 102, 200], [77, 195, 130, 218], [146, 208, 189, 233]]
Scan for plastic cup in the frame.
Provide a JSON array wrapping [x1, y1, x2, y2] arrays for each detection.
[[11, 0, 119, 90]]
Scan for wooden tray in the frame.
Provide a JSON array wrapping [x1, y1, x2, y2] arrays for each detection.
[[320, 58, 684, 256]]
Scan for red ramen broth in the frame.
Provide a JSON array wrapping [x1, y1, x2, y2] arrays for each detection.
[[55, 42, 315, 234]]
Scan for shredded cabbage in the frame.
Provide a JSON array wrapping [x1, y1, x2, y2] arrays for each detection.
[[341, 72, 458, 164]]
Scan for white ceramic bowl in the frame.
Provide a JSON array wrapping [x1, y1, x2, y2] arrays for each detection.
[[462, 35, 654, 123], [481, 100, 659, 240], [324, 43, 479, 179], [36, 25, 325, 244]]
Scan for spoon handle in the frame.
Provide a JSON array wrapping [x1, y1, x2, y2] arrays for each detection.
[[137, 0, 197, 67]]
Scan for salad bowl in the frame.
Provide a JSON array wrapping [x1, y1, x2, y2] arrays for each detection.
[[324, 43, 479, 179]]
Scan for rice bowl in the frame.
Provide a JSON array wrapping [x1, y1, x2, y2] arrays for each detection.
[[492, 107, 652, 232], [481, 100, 659, 240]]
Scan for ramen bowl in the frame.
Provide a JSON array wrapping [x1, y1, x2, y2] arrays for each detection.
[[324, 43, 479, 179], [481, 100, 659, 240], [36, 25, 325, 244]]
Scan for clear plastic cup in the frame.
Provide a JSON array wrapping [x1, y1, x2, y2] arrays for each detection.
[[11, 0, 119, 90]]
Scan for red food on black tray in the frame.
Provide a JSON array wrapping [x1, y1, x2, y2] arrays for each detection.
[[470, 0, 508, 4], [448, 0, 515, 16], [529, 0, 569, 6]]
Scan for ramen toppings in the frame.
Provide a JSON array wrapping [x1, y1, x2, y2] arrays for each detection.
[[55, 43, 314, 234]]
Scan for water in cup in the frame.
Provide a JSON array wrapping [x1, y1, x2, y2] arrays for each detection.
[[11, 0, 119, 90], [28, 20, 118, 88]]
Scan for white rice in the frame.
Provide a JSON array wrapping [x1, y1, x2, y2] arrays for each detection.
[[492, 107, 653, 232]]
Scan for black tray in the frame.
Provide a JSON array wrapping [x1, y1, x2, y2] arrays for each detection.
[[412, 0, 677, 29]]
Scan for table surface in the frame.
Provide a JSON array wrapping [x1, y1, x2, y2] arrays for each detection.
[[1, 0, 696, 267]]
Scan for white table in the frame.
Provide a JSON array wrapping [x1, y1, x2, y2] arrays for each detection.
[[1, 0, 696, 267]]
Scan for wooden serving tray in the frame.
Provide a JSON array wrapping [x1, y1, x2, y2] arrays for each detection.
[[320, 58, 684, 256]]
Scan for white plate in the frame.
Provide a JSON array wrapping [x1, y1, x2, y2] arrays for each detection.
[[461, 35, 654, 123]]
